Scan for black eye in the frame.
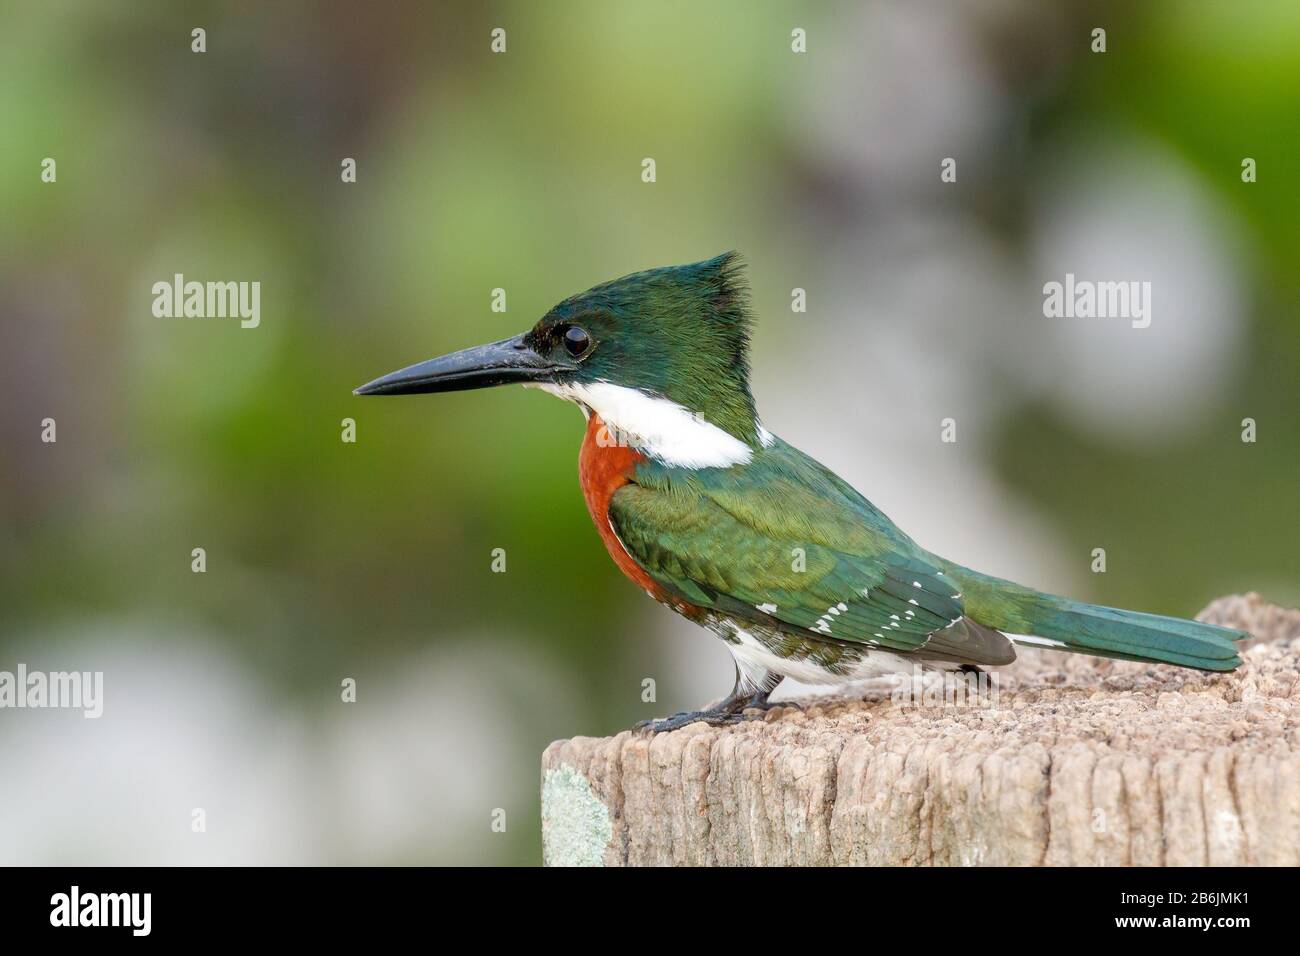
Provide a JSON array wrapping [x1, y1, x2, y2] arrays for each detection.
[[563, 325, 591, 358]]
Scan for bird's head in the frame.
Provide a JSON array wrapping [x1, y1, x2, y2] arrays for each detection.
[[355, 253, 762, 453]]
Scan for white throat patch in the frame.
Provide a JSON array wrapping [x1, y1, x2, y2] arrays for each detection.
[[528, 381, 755, 468]]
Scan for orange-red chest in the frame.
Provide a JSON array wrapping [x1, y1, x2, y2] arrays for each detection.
[[577, 415, 671, 601]]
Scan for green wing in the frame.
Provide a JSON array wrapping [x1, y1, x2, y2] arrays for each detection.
[[608, 445, 1014, 666]]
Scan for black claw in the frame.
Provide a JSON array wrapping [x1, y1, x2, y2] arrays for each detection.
[[637, 708, 762, 734], [636, 674, 786, 734]]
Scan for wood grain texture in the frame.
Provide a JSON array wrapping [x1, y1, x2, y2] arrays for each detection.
[[541, 593, 1300, 866]]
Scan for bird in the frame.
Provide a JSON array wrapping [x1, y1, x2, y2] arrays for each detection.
[[355, 253, 1247, 732]]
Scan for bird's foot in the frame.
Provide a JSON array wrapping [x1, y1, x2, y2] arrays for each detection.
[[635, 689, 772, 734], [635, 709, 761, 733]]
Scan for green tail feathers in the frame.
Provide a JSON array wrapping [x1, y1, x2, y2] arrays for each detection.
[[949, 568, 1249, 672], [1026, 599, 1246, 671]]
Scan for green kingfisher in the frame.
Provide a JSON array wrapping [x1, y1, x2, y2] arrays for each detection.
[[356, 253, 1247, 732]]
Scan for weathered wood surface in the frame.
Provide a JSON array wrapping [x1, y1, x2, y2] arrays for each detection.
[[541, 593, 1300, 866]]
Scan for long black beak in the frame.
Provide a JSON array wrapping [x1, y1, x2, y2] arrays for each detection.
[[353, 334, 562, 396]]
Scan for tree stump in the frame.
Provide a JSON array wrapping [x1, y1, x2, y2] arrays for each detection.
[[541, 594, 1300, 866]]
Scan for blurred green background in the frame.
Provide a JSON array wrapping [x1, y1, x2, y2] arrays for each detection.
[[1, 1, 1296, 864]]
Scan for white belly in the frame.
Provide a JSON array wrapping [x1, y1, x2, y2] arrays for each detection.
[[719, 618, 913, 691]]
